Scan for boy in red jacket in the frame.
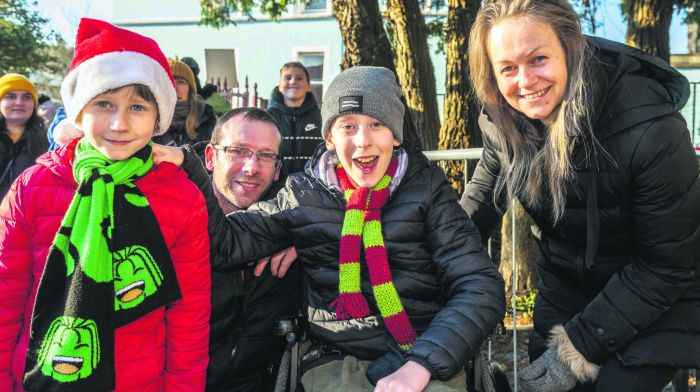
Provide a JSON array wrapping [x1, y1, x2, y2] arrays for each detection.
[[0, 18, 210, 391]]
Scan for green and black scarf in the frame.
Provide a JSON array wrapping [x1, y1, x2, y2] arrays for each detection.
[[23, 140, 181, 391]]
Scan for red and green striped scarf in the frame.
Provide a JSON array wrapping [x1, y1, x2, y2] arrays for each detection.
[[332, 156, 417, 351]]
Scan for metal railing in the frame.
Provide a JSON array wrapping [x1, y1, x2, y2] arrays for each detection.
[[682, 82, 700, 147], [424, 147, 523, 390]]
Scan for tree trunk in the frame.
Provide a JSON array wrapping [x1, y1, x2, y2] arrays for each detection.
[[438, 0, 482, 194], [499, 200, 540, 295], [331, 0, 394, 71], [625, 0, 673, 62], [385, 0, 441, 150], [331, 0, 423, 148]]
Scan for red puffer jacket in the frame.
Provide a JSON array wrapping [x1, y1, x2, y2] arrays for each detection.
[[0, 138, 211, 391]]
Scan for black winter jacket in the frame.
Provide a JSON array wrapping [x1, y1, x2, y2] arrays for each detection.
[[266, 88, 322, 174], [0, 132, 41, 199], [206, 179, 303, 392], [183, 143, 505, 380], [461, 37, 700, 367]]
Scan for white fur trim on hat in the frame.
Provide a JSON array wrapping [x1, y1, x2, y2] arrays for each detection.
[[61, 51, 176, 136]]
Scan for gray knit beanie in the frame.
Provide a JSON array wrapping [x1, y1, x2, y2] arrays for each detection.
[[321, 66, 404, 143]]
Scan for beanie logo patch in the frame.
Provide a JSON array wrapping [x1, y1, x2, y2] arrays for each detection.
[[339, 96, 363, 114]]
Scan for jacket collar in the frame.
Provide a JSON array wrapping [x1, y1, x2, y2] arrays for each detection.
[[268, 87, 319, 115]]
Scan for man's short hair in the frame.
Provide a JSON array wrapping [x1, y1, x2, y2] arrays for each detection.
[[210, 107, 280, 146], [279, 62, 310, 83]]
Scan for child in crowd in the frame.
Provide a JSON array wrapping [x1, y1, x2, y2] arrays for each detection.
[[156, 66, 505, 391], [0, 18, 210, 391]]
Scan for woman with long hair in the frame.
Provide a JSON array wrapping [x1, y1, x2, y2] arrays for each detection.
[[462, 0, 700, 390], [152, 59, 216, 147], [0, 74, 48, 198]]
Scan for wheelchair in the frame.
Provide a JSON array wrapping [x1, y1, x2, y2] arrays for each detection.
[[271, 317, 512, 392]]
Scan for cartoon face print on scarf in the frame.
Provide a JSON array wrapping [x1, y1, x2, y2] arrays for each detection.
[[113, 246, 164, 310], [38, 316, 101, 382]]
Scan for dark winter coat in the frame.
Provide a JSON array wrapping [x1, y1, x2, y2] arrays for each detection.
[[461, 37, 700, 368], [0, 131, 41, 199], [206, 180, 302, 392], [182, 143, 505, 380], [266, 88, 322, 174]]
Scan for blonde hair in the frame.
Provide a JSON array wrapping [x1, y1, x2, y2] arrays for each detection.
[[184, 86, 200, 140], [469, 0, 595, 222]]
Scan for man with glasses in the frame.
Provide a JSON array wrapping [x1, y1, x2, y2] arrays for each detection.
[[203, 108, 302, 391]]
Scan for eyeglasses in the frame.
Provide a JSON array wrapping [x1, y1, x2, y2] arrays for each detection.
[[212, 145, 280, 166]]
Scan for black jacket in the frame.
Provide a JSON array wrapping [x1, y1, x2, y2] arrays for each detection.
[[183, 143, 505, 380], [206, 180, 303, 392], [266, 88, 322, 174], [0, 132, 41, 199], [461, 37, 700, 367]]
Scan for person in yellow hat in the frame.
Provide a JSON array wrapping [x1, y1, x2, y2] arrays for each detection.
[[0, 73, 48, 198]]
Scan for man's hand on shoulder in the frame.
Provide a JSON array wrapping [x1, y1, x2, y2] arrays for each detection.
[[254, 247, 297, 278]]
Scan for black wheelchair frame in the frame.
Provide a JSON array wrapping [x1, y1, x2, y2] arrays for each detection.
[[271, 318, 512, 392]]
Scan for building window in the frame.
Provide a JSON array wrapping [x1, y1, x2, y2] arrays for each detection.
[[304, 0, 327, 13], [297, 52, 324, 104]]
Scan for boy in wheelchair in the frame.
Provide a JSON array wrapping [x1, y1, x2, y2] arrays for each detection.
[[156, 66, 506, 391]]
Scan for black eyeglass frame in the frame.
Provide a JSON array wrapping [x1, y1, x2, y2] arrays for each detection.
[[211, 144, 281, 167]]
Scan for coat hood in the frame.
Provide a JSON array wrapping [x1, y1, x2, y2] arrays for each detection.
[[589, 36, 689, 139], [268, 87, 319, 116]]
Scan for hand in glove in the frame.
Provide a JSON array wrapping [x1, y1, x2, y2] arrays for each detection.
[[519, 325, 600, 392], [519, 346, 576, 392]]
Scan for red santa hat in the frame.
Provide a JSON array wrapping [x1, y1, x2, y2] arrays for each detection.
[[60, 18, 176, 135]]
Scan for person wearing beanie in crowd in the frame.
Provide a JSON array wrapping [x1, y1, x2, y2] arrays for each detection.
[[180, 56, 228, 113], [0, 73, 49, 199], [154, 66, 505, 391], [152, 58, 216, 149], [201, 84, 232, 117], [0, 18, 210, 392], [181, 56, 204, 95], [266, 61, 322, 175]]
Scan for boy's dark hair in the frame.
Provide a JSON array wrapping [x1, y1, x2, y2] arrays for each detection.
[[279, 62, 310, 83], [210, 107, 280, 146]]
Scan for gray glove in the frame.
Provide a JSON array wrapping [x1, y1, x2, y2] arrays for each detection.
[[518, 347, 577, 392]]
